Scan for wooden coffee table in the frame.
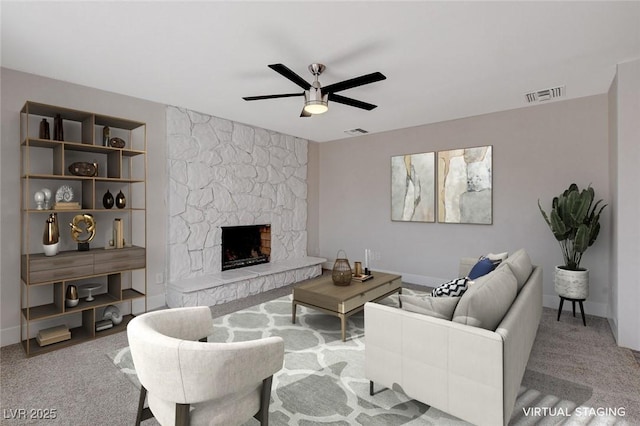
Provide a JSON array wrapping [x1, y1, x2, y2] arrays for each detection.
[[292, 271, 402, 341]]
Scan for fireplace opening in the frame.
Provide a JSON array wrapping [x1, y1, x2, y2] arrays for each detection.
[[221, 224, 271, 271]]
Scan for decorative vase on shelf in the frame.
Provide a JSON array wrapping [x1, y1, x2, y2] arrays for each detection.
[[65, 285, 79, 308], [103, 126, 110, 147], [103, 190, 114, 209], [39, 118, 50, 139], [115, 190, 126, 209], [42, 213, 60, 256], [53, 114, 64, 141], [332, 249, 352, 286]]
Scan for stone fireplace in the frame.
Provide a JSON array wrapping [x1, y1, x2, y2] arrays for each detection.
[[221, 224, 271, 271], [166, 106, 324, 308]]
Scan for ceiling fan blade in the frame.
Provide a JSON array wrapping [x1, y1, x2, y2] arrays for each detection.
[[300, 108, 312, 118], [268, 64, 312, 90], [243, 92, 303, 101], [328, 93, 377, 110], [323, 72, 386, 94]]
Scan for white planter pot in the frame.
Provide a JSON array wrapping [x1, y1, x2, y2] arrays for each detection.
[[554, 266, 589, 299]]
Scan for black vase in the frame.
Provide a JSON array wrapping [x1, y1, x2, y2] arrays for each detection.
[[53, 114, 64, 141], [39, 119, 50, 139], [102, 190, 114, 209], [115, 190, 126, 209]]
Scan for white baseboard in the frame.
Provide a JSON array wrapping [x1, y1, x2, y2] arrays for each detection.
[[1, 293, 167, 348]]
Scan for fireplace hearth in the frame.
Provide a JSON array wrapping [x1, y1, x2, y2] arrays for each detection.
[[221, 225, 271, 271]]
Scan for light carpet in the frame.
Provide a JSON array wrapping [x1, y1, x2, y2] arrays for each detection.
[[108, 291, 629, 425]]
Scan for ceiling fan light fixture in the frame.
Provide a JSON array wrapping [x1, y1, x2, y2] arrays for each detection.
[[304, 100, 328, 114], [303, 89, 328, 115]]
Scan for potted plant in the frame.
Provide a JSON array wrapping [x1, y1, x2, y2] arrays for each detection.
[[538, 183, 607, 299]]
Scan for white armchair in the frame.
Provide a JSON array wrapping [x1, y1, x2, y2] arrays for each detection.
[[127, 306, 284, 426]]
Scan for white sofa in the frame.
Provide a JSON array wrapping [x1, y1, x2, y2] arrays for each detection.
[[365, 249, 542, 426]]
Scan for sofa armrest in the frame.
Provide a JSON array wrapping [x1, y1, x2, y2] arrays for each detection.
[[365, 302, 505, 426], [495, 265, 543, 422]]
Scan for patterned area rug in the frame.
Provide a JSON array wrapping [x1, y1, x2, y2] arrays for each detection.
[[108, 291, 624, 425]]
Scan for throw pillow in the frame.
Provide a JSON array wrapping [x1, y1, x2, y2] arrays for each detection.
[[431, 277, 469, 297], [452, 265, 518, 330], [400, 294, 461, 320], [467, 257, 497, 280], [499, 248, 533, 292], [486, 252, 508, 263]]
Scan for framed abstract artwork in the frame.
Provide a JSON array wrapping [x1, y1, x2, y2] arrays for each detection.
[[391, 152, 435, 222], [437, 145, 492, 224]]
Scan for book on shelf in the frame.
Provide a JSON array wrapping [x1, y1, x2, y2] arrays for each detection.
[[36, 324, 71, 346], [54, 201, 81, 210], [95, 319, 113, 332], [352, 274, 374, 282]]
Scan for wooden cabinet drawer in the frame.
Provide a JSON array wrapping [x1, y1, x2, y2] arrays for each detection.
[[27, 252, 94, 272], [94, 247, 146, 274], [29, 265, 95, 284]]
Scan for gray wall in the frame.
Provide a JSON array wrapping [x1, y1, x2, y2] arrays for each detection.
[[0, 68, 168, 345], [317, 95, 612, 317]]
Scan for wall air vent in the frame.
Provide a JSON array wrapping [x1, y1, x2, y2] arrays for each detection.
[[525, 86, 565, 103], [344, 128, 369, 136]]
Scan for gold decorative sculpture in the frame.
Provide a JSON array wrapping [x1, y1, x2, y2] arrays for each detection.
[[69, 214, 96, 251]]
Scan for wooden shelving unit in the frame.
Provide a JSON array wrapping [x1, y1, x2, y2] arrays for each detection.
[[20, 101, 147, 356]]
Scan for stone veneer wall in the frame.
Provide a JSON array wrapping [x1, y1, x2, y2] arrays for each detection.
[[167, 106, 308, 282]]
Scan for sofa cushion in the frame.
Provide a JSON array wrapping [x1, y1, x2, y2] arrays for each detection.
[[467, 257, 497, 279], [400, 294, 461, 320], [452, 265, 518, 330], [431, 277, 469, 297], [499, 248, 533, 292]]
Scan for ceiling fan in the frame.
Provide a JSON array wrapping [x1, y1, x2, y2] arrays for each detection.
[[242, 63, 386, 117]]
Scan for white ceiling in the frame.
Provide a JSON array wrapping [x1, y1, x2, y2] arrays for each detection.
[[2, 1, 639, 142]]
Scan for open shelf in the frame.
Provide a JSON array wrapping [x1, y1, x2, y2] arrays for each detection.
[[20, 101, 147, 356]]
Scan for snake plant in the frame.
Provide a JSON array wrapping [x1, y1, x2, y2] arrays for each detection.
[[538, 183, 607, 271]]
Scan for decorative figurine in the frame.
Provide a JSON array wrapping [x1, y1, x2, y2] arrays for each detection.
[[34, 191, 45, 210], [69, 214, 96, 251], [41, 188, 52, 210]]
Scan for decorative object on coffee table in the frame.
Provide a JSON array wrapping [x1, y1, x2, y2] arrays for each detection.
[[332, 250, 352, 286], [538, 183, 607, 326], [437, 145, 492, 224]]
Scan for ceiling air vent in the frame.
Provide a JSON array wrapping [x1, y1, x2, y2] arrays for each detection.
[[525, 86, 565, 103], [344, 128, 369, 136]]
